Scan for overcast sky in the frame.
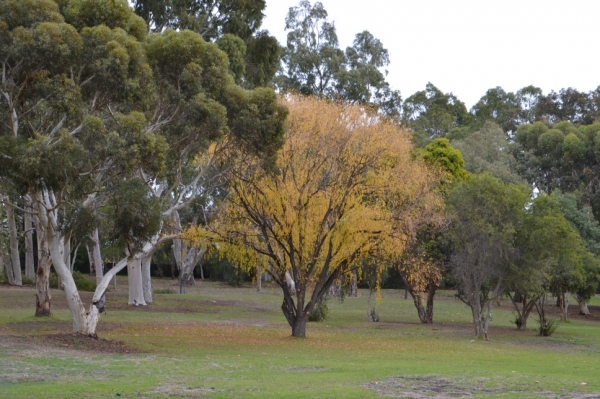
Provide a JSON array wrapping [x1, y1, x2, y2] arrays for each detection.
[[261, 0, 600, 108]]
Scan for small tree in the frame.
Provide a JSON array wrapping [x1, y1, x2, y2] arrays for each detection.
[[214, 96, 441, 337], [447, 173, 530, 340]]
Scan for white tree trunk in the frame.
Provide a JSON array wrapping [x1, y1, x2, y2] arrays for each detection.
[[128, 259, 146, 306], [6, 204, 22, 286], [89, 228, 103, 284], [141, 255, 152, 303], [24, 212, 35, 281], [578, 299, 590, 315]]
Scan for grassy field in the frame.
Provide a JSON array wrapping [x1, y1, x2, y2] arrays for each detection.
[[1, 278, 600, 398]]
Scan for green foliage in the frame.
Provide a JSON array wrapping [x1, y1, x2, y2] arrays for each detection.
[[471, 86, 520, 134], [447, 173, 530, 314], [50, 271, 96, 291], [539, 317, 559, 337], [451, 122, 524, 185], [106, 179, 164, 255], [21, 276, 34, 286], [403, 83, 471, 145], [308, 296, 328, 322], [516, 195, 587, 301], [132, 0, 280, 88], [415, 138, 469, 183], [277, 1, 400, 116]]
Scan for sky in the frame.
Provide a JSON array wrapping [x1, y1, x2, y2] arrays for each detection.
[[261, 0, 600, 108]]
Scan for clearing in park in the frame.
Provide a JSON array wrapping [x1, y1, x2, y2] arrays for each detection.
[[1, 279, 600, 398]]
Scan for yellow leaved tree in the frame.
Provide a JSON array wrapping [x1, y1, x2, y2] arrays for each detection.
[[213, 95, 442, 337]]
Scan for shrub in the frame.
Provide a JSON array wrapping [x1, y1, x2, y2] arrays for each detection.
[[50, 271, 97, 292], [22, 276, 35, 285], [539, 317, 559, 336], [309, 296, 329, 322], [153, 288, 175, 294]]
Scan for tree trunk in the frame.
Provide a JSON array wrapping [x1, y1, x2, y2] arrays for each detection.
[[6, 204, 22, 286], [559, 292, 569, 321], [24, 212, 35, 281], [141, 255, 152, 304], [89, 229, 104, 285], [256, 265, 262, 292], [291, 315, 308, 337], [424, 283, 436, 323], [348, 271, 357, 297], [4, 253, 15, 285], [33, 214, 52, 317], [127, 259, 146, 306], [328, 279, 341, 297], [578, 299, 590, 315]]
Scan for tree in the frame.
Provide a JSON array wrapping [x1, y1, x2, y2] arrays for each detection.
[[402, 83, 471, 146], [451, 121, 525, 185], [471, 87, 520, 135], [132, 0, 281, 88], [213, 96, 441, 337], [553, 191, 600, 315], [508, 195, 587, 329], [276, 1, 400, 116], [446, 173, 529, 340], [0, 0, 286, 335]]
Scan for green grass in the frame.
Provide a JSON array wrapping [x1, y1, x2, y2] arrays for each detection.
[[1, 280, 600, 398]]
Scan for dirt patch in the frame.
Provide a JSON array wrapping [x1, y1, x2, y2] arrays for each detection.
[[0, 333, 142, 355], [41, 333, 143, 354], [364, 375, 600, 399]]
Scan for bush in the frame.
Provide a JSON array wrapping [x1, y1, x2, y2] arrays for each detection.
[[369, 307, 380, 322], [153, 288, 175, 294], [22, 276, 34, 285], [50, 271, 97, 292], [309, 296, 329, 322], [539, 317, 559, 336]]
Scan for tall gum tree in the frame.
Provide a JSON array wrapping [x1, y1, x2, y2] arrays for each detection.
[[1, 0, 286, 333], [213, 96, 442, 337]]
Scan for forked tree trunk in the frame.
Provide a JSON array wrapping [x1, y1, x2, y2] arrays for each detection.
[[141, 256, 152, 303], [508, 292, 537, 330], [24, 212, 35, 281], [6, 204, 22, 286], [558, 291, 569, 321], [128, 259, 146, 306], [402, 277, 437, 323]]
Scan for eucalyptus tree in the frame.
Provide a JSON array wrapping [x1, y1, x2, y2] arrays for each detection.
[[0, 0, 286, 335], [402, 83, 471, 146], [132, 0, 281, 88], [276, 1, 400, 116]]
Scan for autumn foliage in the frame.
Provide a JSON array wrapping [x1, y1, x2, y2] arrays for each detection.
[[213, 95, 443, 337]]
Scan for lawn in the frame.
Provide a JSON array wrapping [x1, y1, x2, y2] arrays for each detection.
[[1, 278, 600, 398]]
